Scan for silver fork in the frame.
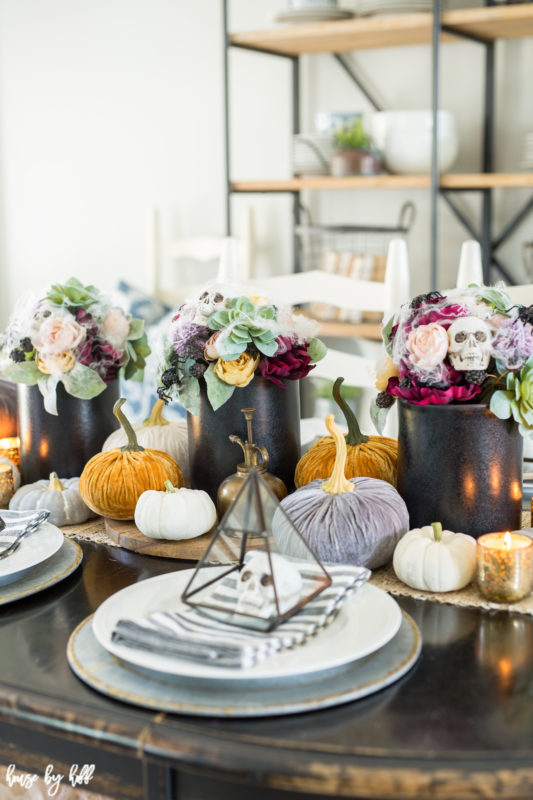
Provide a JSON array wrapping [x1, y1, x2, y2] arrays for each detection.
[[0, 511, 50, 560]]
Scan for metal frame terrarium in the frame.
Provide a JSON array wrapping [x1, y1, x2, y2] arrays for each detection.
[[181, 468, 331, 633]]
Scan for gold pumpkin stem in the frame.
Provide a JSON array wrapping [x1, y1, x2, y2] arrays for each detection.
[[48, 472, 65, 492], [143, 399, 169, 428], [113, 398, 145, 453], [322, 414, 355, 495]]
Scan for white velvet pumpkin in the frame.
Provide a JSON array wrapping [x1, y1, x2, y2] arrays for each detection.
[[0, 456, 21, 490], [10, 472, 94, 526], [392, 522, 476, 592], [102, 399, 189, 485], [135, 481, 216, 540]]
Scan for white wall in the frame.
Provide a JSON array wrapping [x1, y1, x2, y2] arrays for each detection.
[[0, 0, 532, 327]]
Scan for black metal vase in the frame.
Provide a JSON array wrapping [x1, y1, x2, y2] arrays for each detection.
[[397, 400, 523, 538], [17, 381, 120, 483], [187, 377, 301, 502]]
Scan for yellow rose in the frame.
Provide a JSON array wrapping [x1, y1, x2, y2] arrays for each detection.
[[38, 351, 76, 374], [214, 352, 260, 387], [375, 355, 399, 391]]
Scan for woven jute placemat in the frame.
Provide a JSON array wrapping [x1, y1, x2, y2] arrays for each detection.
[[63, 512, 533, 615], [370, 511, 533, 616]]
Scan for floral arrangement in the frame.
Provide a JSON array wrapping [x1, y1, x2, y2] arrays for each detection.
[[373, 283, 533, 437], [1, 278, 150, 414], [158, 287, 327, 413]]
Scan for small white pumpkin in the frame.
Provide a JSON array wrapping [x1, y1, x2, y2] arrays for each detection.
[[393, 521, 476, 593], [0, 456, 21, 491], [9, 472, 95, 527], [102, 399, 189, 485], [135, 480, 217, 540]]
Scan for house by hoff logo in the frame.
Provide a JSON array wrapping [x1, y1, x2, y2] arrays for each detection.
[[5, 763, 95, 796]]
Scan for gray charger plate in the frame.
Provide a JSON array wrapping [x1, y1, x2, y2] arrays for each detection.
[[0, 538, 83, 606], [67, 610, 420, 718]]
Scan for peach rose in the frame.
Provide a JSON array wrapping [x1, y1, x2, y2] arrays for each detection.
[[38, 351, 76, 374], [204, 331, 221, 361], [32, 316, 86, 355], [103, 307, 130, 346], [407, 323, 449, 368], [214, 352, 260, 387], [375, 355, 399, 391]]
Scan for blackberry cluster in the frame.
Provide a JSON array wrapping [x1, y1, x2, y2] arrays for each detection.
[[376, 391, 394, 409], [9, 337, 34, 363], [410, 291, 443, 310], [465, 370, 487, 385]]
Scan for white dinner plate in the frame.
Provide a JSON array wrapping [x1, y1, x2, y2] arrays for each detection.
[[0, 522, 64, 587], [93, 569, 402, 682]]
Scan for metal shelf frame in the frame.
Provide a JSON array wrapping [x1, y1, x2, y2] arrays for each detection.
[[222, 0, 533, 289]]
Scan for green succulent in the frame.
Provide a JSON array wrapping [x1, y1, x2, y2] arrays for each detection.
[[46, 277, 100, 308], [207, 296, 279, 360], [333, 119, 372, 151], [490, 354, 533, 436]]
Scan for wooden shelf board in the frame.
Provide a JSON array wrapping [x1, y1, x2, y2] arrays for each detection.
[[316, 320, 382, 340], [230, 4, 533, 55], [231, 173, 533, 192]]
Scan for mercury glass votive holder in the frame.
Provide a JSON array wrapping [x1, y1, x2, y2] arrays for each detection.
[[477, 532, 533, 603], [0, 436, 21, 467], [0, 464, 15, 509]]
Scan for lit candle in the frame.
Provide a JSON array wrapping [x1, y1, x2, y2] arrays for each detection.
[[0, 464, 14, 509], [477, 531, 533, 603], [0, 436, 20, 467]]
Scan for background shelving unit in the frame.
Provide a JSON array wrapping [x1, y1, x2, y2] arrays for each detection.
[[223, 2, 533, 291]]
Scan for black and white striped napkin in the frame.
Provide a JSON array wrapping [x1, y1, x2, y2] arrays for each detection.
[[111, 563, 370, 669]]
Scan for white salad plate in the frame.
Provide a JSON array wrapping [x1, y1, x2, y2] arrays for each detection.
[[93, 568, 402, 682], [0, 522, 64, 587]]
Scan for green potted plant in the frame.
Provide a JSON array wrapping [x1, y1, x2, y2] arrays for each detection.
[[330, 119, 382, 177]]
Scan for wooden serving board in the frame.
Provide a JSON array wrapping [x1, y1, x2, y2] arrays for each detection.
[[104, 518, 215, 560]]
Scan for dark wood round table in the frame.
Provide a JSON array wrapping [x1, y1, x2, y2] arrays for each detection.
[[1, 540, 532, 800]]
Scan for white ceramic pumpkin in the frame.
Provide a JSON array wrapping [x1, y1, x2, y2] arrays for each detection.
[[393, 522, 476, 592], [9, 472, 95, 526], [0, 456, 21, 491], [135, 481, 217, 540], [102, 399, 189, 485]]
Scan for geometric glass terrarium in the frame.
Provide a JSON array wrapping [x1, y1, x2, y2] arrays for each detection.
[[181, 469, 331, 632]]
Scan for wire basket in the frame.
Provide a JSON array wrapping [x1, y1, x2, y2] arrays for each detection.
[[295, 201, 415, 323]]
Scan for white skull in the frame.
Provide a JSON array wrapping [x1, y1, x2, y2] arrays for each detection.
[[194, 289, 226, 325], [236, 551, 303, 619], [447, 317, 492, 371]]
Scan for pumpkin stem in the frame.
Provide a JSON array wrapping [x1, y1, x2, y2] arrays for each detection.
[[332, 378, 369, 447], [143, 399, 169, 428], [164, 480, 177, 493], [113, 399, 145, 453], [48, 472, 65, 492], [322, 414, 355, 495], [431, 522, 443, 542]]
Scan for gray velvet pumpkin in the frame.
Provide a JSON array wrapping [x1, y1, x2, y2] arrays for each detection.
[[273, 414, 409, 569]]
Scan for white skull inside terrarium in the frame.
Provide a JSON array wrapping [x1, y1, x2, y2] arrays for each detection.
[[447, 316, 492, 371], [194, 289, 226, 324], [236, 551, 303, 619]]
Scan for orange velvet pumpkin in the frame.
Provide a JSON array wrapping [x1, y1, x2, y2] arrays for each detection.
[[295, 377, 398, 488], [79, 399, 184, 520]]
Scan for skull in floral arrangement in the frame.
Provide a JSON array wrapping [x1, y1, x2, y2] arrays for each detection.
[[236, 551, 303, 619], [447, 317, 492, 371], [194, 289, 226, 325]]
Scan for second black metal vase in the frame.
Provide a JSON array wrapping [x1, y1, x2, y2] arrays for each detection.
[[18, 381, 120, 483], [397, 400, 523, 538], [187, 377, 301, 502]]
